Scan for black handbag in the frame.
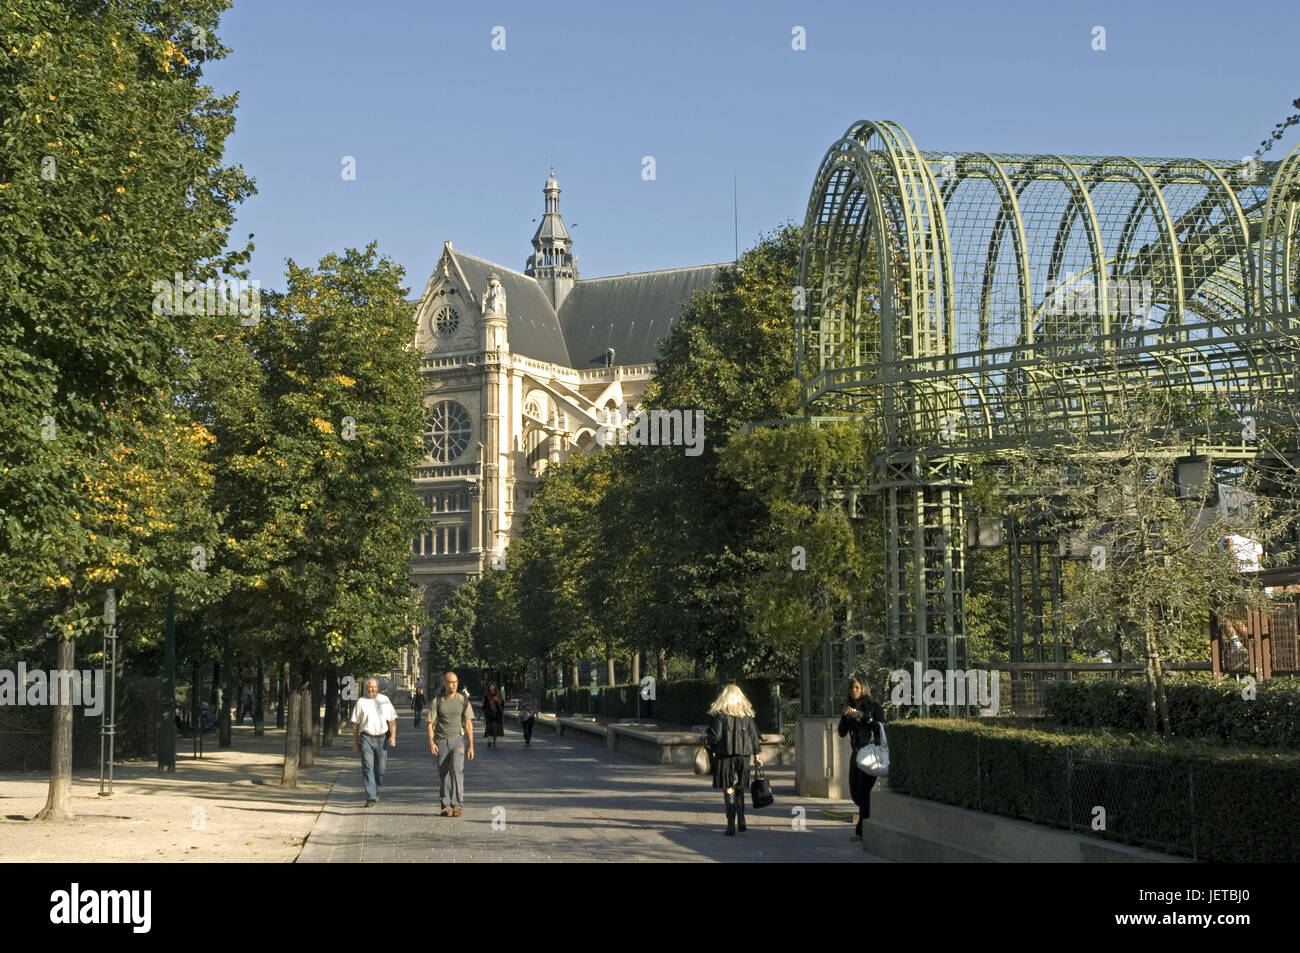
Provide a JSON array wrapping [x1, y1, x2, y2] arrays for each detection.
[[750, 767, 774, 809]]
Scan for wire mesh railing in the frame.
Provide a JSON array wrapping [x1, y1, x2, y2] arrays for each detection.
[[975, 739, 1198, 858]]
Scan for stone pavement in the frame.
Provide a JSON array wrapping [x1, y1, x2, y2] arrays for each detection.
[[299, 721, 888, 863]]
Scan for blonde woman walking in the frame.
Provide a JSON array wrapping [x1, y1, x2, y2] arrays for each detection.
[[703, 684, 764, 836]]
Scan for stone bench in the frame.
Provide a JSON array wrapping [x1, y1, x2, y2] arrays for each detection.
[[505, 710, 557, 734], [554, 715, 611, 747], [610, 722, 794, 768]]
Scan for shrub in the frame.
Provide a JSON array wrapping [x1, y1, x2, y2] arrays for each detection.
[[887, 720, 1300, 863], [1044, 676, 1300, 747]]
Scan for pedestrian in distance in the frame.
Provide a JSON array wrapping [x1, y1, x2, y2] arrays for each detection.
[[428, 671, 475, 817], [412, 682, 426, 730], [351, 677, 397, 808], [518, 688, 537, 746], [240, 690, 253, 725], [702, 684, 763, 836], [839, 676, 885, 840], [482, 681, 505, 749]]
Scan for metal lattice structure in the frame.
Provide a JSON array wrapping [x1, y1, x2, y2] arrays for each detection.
[[796, 119, 1300, 676]]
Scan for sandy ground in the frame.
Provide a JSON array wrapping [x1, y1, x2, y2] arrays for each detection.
[[0, 724, 351, 862]]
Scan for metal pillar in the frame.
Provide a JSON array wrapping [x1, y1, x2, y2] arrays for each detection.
[[158, 591, 176, 771]]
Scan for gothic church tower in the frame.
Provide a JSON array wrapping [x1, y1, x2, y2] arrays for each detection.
[[525, 173, 578, 309]]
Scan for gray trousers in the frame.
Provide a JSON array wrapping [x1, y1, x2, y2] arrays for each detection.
[[437, 735, 466, 808]]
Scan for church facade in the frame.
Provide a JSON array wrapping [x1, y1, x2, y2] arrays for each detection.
[[399, 175, 723, 686]]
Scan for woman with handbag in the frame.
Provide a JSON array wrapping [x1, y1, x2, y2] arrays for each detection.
[[482, 682, 505, 748], [702, 684, 764, 836], [839, 677, 885, 840]]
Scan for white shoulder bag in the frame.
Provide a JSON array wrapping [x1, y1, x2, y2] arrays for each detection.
[[855, 724, 889, 778]]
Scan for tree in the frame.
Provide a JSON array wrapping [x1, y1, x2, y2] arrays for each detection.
[[509, 451, 612, 676], [590, 225, 805, 676], [720, 421, 881, 676], [0, 0, 253, 818], [427, 581, 479, 673], [212, 244, 426, 786], [1001, 375, 1289, 735]]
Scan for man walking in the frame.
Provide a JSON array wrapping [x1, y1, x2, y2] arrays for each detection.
[[351, 678, 396, 807], [427, 671, 475, 817]]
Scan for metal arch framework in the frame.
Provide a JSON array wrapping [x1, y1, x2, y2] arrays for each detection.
[[796, 119, 1300, 679]]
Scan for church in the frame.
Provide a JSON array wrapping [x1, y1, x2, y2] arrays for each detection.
[[401, 175, 724, 683]]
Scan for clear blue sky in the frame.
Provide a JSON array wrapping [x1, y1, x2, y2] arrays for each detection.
[[206, 0, 1300, 292]]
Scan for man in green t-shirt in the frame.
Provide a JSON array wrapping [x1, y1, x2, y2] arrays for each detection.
[[426, 671, 475, 816]]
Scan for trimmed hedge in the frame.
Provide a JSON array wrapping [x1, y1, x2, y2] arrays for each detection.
[[1045, 677, 1300, 747], [545, 686, 592, 715], [544, 678, 780, 733], [887, 720, 1300, 863]]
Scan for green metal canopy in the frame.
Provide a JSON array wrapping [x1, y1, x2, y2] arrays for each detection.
[[795, 119, 1300, 687]]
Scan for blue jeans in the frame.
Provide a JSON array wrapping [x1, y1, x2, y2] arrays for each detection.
[[359, 733, 387, 801]]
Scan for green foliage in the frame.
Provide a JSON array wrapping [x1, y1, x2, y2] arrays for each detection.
[[427, 580, 479, 671], [887, 720, 1300, 862], [502, 225, 810, 679], [471, 569, 524, 674], [997, 369, 1294, 732], [509, 451, 612, 665], [1045, 676, 1300, 747], [649, 678, 781, 732], [721, 421, 880, 659], [212, 244, 426, 674], [0, 0, 253, 644], [584, 225, 804, 675]]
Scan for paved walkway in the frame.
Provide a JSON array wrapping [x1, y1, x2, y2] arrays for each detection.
[[300, 721, 887, 862]]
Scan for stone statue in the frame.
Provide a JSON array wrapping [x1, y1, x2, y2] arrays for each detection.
[[482, 275, 507, 317]]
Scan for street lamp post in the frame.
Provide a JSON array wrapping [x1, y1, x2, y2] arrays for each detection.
[[158, 591, 176, 771], [98, 589, 118, 796]]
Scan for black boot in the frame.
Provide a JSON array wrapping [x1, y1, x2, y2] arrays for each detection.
[[735, 794, 747, 832], [723, 792, 736, 836]]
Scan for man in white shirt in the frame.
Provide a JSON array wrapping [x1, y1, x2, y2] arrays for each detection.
[[351, 678, 397, 807]]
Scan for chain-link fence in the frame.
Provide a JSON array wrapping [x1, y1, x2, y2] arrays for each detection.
[[778, 698, 801, 745], [0, 673, 161, 773]]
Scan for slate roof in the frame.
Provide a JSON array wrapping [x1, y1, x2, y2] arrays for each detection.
[[444, 251, 723, 369], [558, 265, 724, 367], [450, 251, 573, 366]]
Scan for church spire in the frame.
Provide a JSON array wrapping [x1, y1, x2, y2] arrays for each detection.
[[526, 171, 578, 309]]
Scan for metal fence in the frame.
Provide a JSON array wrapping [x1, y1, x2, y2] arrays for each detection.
[[778, 698, 801, 745], [971, 740, 1198, 859]]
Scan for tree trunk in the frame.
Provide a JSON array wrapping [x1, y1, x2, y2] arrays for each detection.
[[1142, 608, 1158, 733], [570, 661, 579, 688], [631, 651, 640, 685], [606, 655, 616, 686], [36, 634, 77, 820], [310, 674, 322, 755], [275, 664, 285, 729], [657, 651, 667, 682], [280, 661, 302, 787], [323, 670, 338, 746], [298, 662, 315, 768], [694, 657, 706, 679], [1151, 633, 1172, 737]]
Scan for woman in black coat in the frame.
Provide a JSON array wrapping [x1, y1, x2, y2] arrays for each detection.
[[703, 684, 764, 836], [839, 677, 885, 840], [482, 682, 505, 748]]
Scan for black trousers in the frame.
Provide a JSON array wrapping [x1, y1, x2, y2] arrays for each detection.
[[848, 758, 878, 818], [521, 716, 534, 743]]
